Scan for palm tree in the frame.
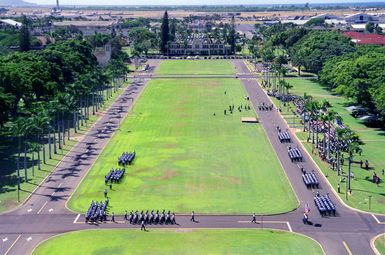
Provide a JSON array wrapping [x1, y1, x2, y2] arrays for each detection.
[[326, 110, 339, 160], [12, 118, 27, 201], [345, 130, 362, 191], [29, 142, 39, 177]]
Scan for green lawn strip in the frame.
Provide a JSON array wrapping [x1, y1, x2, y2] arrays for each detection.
[[0, 82, 130, 213], [375, 234, 385, 255], [155, 60, 236, 75], [68, 77, 297, 214], [33, 229, 324, 255], [278, 78, 385, 214]]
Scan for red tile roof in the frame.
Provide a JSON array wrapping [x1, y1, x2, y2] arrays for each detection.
[[343, 31, 385, 46]]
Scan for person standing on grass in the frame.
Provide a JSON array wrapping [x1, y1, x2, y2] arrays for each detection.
[[338, 183, 340, 193], [110, 181, 113, 190], [191, 211, 195, 222], [251, 213, 256, 223], [104, 189, 107, 197], [111, 212, 115, 222]]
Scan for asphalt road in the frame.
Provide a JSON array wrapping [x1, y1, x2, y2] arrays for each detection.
[[0, 59, 383, 255]]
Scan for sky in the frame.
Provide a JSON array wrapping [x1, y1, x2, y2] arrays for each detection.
[[26, 0, 385, 6]]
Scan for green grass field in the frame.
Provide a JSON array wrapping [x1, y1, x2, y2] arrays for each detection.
[[33, 229, 323, 255], [155, 60, 236, 75], [375, 234, 385, 255], [274, 78, 385, 214], [68, 69, 297, 214], [0, 83, 129, 213]]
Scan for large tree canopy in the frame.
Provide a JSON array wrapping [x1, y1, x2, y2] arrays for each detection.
[[290, 31, 355, 73]]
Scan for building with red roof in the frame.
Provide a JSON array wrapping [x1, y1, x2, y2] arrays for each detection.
[[343, 31, 385, 46]]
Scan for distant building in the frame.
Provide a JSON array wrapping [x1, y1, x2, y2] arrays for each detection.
[[94, 43, 111, 67], [343, 31, 385, 46], [168, 34, 231, 56], [344, 13, 379, 24], [53, 20, 116, 36], [188, 20, 213, 32]]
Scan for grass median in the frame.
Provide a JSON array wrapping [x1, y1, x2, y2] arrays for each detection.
[[33, 229, 324, 255]]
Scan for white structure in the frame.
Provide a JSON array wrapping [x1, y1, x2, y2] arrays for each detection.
[[0, 19, 22, 28], [345, 13, 379, 24]]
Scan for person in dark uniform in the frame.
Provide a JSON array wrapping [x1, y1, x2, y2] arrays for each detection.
[[124, 210, 128, 221], [104, 189, 107, 197], [191, 211, 195, 222], [109, 181, 112, 190], [337, 183, 340, 193], [251, 213, 256, 223], [111, 212, 115, 222], [141, 220, 146, 231]]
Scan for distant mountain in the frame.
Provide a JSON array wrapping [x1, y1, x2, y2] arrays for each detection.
[[0, 0, 36, 6]]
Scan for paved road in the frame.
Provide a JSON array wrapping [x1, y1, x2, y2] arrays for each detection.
[[0, 59, 383, 255]]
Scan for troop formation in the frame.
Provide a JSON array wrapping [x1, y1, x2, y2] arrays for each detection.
[[288, 147, 303, 162], [258, 102, 274, 111], [314, 193, 336, 216], [105, 168, 125, 184], [118, 151, 136, 166], [125, 210, 177, 225], [85, 199, 109, 223]]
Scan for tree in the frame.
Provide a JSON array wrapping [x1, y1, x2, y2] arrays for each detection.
[[229, 16, 236, 54], [19, 15, 31, 52], [365, 22, 375, 33], [290, 31, 355, 73], [160, 10, 170, 54], [169, 18, 176, 42]]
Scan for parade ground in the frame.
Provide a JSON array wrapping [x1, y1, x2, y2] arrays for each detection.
[[68, 61, 297, 214], [0, 60, 384, 255]]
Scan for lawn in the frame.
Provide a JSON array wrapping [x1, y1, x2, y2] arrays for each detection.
[[155, 60, 236, 75], [0, 82, 130, 213], [33, 229, 323, 255], [274, 78, 385, 214], [68, 76, 297, 214], [375, 234, 385, 255]]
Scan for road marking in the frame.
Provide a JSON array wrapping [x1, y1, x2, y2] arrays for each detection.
[[27, 208, 32, 213], [73, 213, 80, 224], [4, 235, 21, 255], [51, 192, 55, 196], [372, 214, 381, 224], [58, 183, 63, 188], [37, 201, 48, 214], [26, 236, 32, 242], [286, 222, 293, 232], [48, 208, 53, 212], [343, 241, 353, 255], [2, 237, 8, 242]]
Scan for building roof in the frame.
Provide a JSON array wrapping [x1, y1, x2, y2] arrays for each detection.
[[0, 19, 22, 27], [53, 20, 115, 27], [343, 31, 385, 45]]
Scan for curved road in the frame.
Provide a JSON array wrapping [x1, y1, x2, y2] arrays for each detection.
[[0, 59, 383, 255]]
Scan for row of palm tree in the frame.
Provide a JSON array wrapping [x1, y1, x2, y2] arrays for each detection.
[[301, 95, 362, 192]]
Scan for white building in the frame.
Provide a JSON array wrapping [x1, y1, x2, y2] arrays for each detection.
[[344, 13, 379, 24], [53, 20, 116, 37]]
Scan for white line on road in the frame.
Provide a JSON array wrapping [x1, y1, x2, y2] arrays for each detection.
[[37, 201, 48, 214], [51, 192, 55, 196], [27, 208, 32, 213], [4, 235, 21, 255], [372, 214, 381, 224], [58, 183, 63, 188], [2, 237, 8, 242], [26, 236, 32, 242], [73, 213, 81, 224], [286, 222, 293, 232], [48, 208, 53, 212]]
